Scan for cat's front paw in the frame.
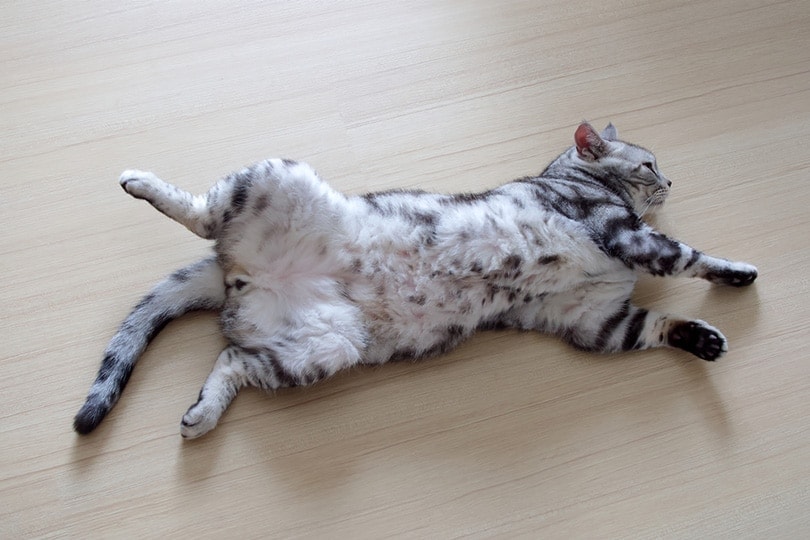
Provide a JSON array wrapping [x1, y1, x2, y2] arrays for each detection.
[[667, 320, 728, 361], [706, 262, 758, 287], [180, 403, 219, 439], [119, 169, 163, 202]]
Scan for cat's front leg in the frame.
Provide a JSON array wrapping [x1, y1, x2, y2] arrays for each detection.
[[663, 243, 757, 286], [589, 305, 729, 360], [518, 293, 729, 360], [607, 225, 758, 286], [689, 253, 758, 287]]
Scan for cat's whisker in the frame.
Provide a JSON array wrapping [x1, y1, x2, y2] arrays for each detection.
[[638, 188, 669, 218], [638, 197, 655, 218]]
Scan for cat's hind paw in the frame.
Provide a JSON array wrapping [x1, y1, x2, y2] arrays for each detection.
[[180, 403, 219, 439], [667, 320, 728, 361], [119, 169, 164, 202]]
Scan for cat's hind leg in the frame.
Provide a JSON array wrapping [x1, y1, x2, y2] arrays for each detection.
[[180, 345, 257, 439], [181, 327, 364, 438], [119, 170, 216, 239], [119, 159, 333, 242]]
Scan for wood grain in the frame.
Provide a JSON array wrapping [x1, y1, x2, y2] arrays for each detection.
[[2, 0, 809, 537]]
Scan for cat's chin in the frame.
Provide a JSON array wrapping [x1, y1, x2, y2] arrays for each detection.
[[640, 205, 664, 225], [648, 202, 665, 213]]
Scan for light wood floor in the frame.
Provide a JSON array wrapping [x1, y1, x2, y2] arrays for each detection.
[[3, 1, 809, 537]]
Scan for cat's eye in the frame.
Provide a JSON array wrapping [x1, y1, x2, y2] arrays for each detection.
[[642, 161, 656, 173]]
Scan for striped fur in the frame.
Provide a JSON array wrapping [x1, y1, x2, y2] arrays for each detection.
[[74, 122, 757, 438]]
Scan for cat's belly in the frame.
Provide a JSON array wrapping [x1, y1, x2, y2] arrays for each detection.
[[224, 203, 630, 362], [353, 264, 627, 364]]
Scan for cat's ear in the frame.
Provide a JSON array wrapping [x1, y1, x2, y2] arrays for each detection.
[[600, 122, 618, 141], [574, 122, 609, 160]]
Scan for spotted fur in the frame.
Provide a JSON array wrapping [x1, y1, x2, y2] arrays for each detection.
[[74, 122, 757, 438]]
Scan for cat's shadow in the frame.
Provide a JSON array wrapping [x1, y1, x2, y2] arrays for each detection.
[[73, 281, 759, 491], [699, 280, 762, 336], [175, 326, 752, 492]]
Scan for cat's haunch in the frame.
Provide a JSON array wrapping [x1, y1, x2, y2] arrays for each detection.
[[74, 122, 757, 438]]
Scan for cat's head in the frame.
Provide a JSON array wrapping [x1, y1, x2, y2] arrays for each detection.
[[573, 122, 671, 216]]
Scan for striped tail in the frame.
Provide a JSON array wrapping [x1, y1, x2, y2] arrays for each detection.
[[74, 257, 225, 434]]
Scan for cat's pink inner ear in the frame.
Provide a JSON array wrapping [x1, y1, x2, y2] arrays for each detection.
[[574, 122, 606, 159]]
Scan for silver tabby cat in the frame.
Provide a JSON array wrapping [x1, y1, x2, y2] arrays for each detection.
[[75, 122, 757, 438]]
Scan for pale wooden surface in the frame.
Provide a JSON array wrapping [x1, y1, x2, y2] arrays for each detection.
[[2, 0, 809, 537]]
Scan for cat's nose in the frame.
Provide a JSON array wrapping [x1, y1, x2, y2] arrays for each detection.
[[667, 179, 672, 187]]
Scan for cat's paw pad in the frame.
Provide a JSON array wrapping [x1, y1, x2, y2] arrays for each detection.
[[707, 262, 758, 287], [668, 320, 728, 361], [180, 404, 218, 439], [119, 170, 162, 201]]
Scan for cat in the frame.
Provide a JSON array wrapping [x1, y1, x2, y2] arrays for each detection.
[[74, 122, 758, 439]]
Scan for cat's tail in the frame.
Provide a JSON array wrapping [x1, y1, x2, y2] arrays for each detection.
[[73, 256, 225, 434]]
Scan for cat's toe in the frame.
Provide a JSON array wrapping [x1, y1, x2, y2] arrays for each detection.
[[119, 170, 161, 201], [667, 320, 728, 361], [707, 262, 758, 287], [732, 263, 758, 287], [180, 406, 218, 439]]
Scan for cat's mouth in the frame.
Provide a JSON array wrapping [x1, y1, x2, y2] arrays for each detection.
[[639, 188, 668, 216], [650, 187, 669, 204]]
